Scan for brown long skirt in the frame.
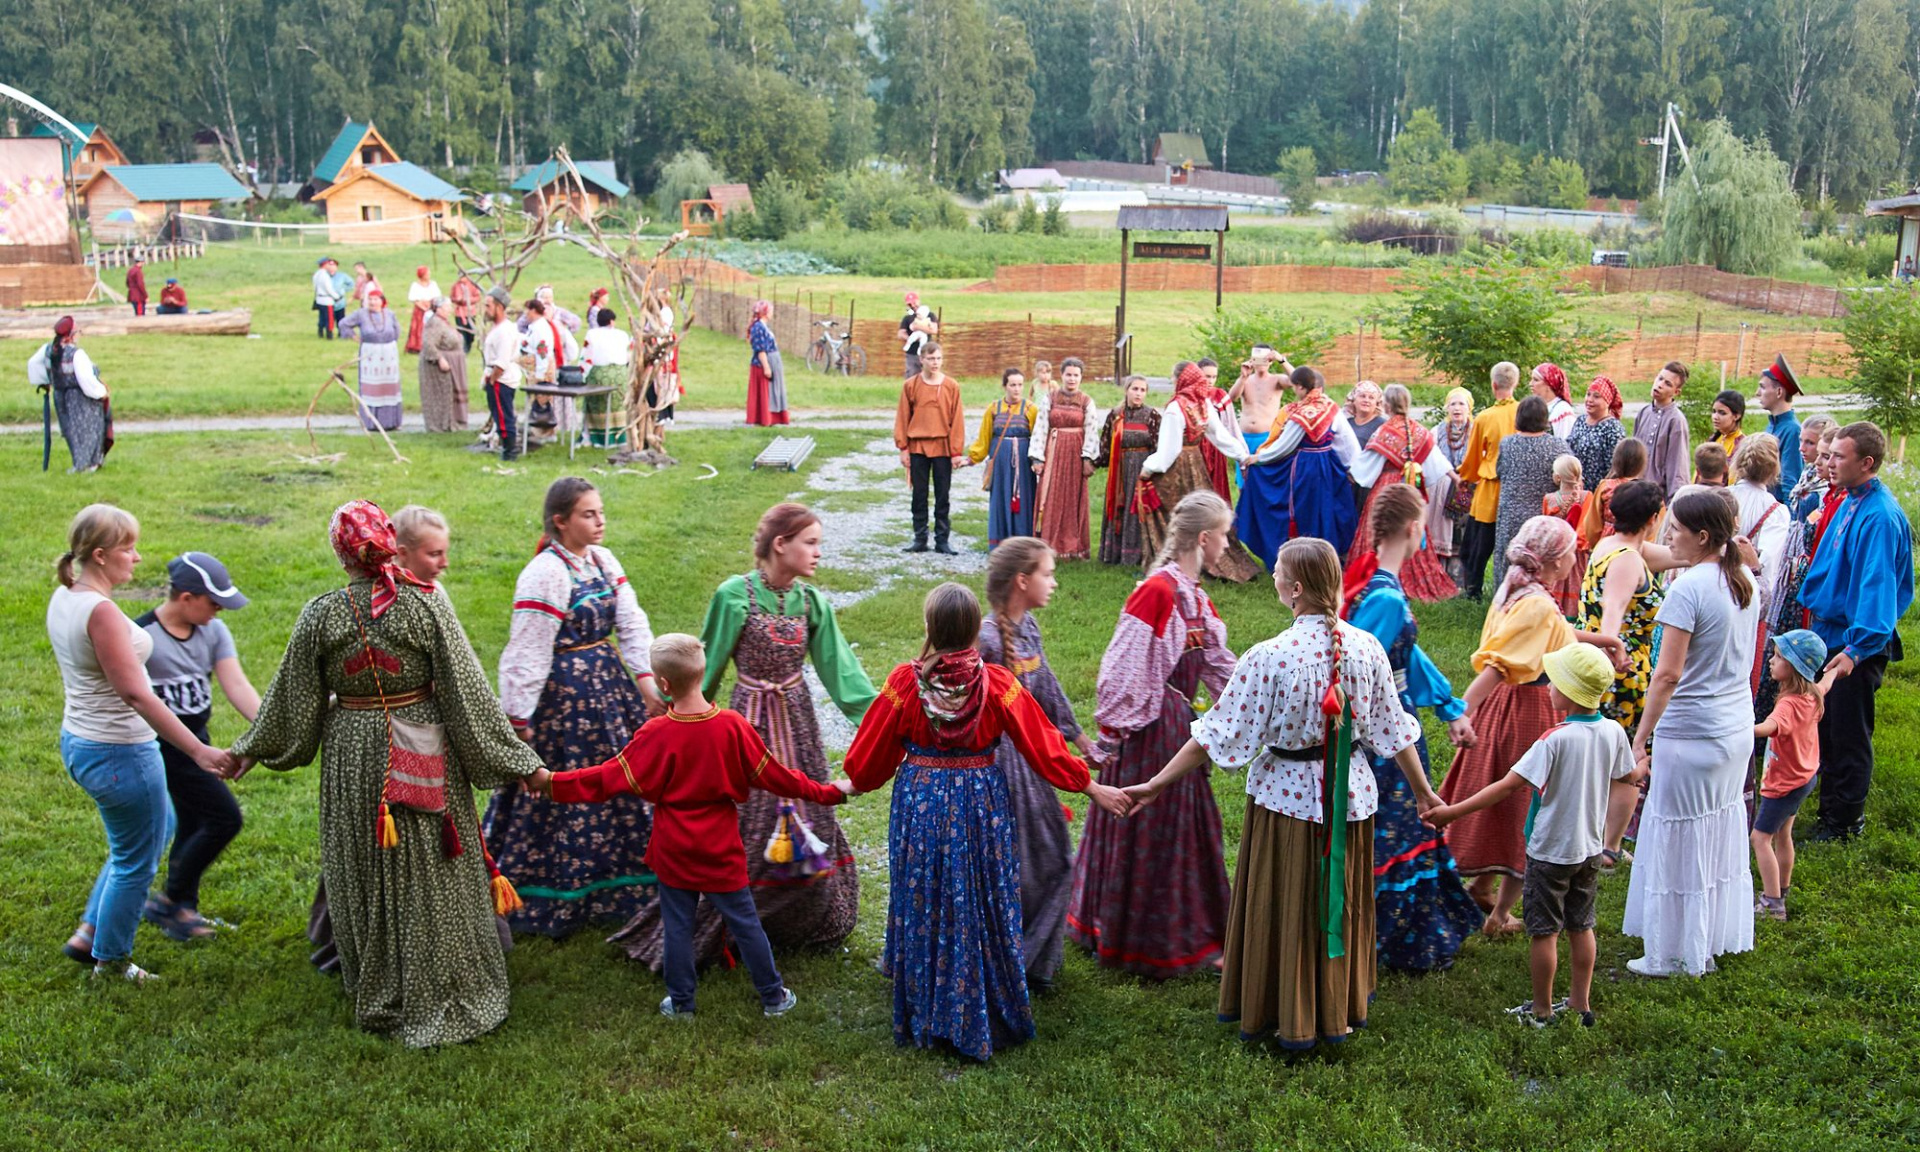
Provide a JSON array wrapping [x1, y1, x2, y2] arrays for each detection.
[[1217, 801, 1376, 1049]]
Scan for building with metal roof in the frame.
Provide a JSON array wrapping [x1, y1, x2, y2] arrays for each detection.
[[311, 161, 468, 244], [512, 158, 628, 217], [79, 164, 250, 242], [30, 121, 129, 188], [302, 121, 401, 199]]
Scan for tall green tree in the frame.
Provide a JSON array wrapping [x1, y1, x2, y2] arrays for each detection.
[[1659, 118, 1801, 274], [877, 0, 1030, 185], [1387, 107, 1469, 202]]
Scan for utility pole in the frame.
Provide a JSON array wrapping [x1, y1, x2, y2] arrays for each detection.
[[1642, 102, 1699, 198]]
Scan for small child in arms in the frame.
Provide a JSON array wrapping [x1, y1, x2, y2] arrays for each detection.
[[1426, 643, 1640, 1027], [1751, 629, 1827, 921], [532, 633, 858, 1018]]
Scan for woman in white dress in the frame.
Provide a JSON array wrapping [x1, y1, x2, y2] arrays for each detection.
[[1622, 490, 1760, 977]]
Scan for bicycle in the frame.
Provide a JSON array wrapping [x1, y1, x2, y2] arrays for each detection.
[[805, 319, 867, 376]]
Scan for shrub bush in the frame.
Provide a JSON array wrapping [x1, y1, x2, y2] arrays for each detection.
[[820, 168, 966, 232], [654, 149, 728, 221], [1191, 305, 1341, 377], [1806, 233, 1897, 279], [1337, 209, 1459, 255]]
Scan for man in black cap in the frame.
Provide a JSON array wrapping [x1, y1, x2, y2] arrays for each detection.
[[1756, 354, 1804, 503], [135, 552, 261, 938]]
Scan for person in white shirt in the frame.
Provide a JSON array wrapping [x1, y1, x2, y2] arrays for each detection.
[[29, 315, 110, 473], [405, 265, 441, 355], [1531, 362, 1578, 439], [481, 287, 524, 461], [582, 307, 635, 448], [312, 257, 343, 339]]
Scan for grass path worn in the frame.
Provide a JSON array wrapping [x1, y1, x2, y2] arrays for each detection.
[[1, 403, 1917, 1146]]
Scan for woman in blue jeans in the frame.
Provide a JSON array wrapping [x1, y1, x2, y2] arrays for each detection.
[[47, 504, 235, 982]]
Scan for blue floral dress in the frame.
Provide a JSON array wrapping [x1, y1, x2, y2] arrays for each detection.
[[1346, 570, 1483, 970]]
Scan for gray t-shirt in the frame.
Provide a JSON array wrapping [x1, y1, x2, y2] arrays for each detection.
[[1513, 715, 1634, 865], [136, 611, 236, 718], [1652, 563, 1760, 739]]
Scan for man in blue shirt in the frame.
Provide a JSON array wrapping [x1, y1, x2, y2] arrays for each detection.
[[1797, 420, 1914, 841], [1756, 354, 1803, 503]]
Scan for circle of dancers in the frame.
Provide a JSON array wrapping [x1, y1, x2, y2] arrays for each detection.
[[44, 352, 1912, 1059]]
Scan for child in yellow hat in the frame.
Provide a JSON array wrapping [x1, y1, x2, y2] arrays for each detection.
[[1426, 642, 1642, 1026]]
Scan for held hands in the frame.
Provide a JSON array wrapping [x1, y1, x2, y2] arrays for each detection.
[[523, 767, 553, 796], [1445, 716, 1477, 750], [1084, 781, 1130, 818], [638, 678, 669, 719], [194, 744, 236, 779], [832, 778, 860, 797], [1119, 780, 1162, 816], [1594, 633, 1629, 672], [1072, 732, 1097, 761], [1081, 459, 1095, 478], [1819, 650, 1856, 693], [1421, 802, 1460, 829], [1733, 535, 1760, 570]]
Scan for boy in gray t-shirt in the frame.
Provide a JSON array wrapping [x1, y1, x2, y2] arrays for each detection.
[[133, 552, 260, 939], [1427, 643, 1640, 1027]]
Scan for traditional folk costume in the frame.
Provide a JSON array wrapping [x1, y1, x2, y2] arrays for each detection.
[[611, 572, 875, 970], [844, 657, 1092, 1061], [978, 612, 1084, 986], [449, 275, 482, 349], [1346, 414, 1456, 601], [896, 372, 969, 551], [1069, 565, 1235, 978], [1459, 397, 1518, 599], [233, 502, 542, 1048], [1541, 489, 1589, 617], [28, 336, 109, 472], [643, 302, 681, 428], [1345, 571, 1482, 972], [550, 707, 847, 1014], [337, 306, 403, 432], [417, 312, 469, 433], [485, 544, 657, 937], [1094, 401, 1160, 566], [1438, 591, 1571, 880], [1193, 614, 1421, 1047], [967, 397, 1038, 548], [746, 317, 788, 427], [582, 322, 633, 449], [1030, 389, 1101, 560], [1140, 368, 1263, 582], [405, 274, 440, 354], [1232, 386, 1360, 572], [1428, 410, 1474, 571]]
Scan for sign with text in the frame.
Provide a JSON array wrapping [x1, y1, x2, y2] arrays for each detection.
[[1132, 241, 1212, 261]]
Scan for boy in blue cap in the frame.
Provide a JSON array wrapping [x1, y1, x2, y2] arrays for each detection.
[[1752, 629, 1827, 920]]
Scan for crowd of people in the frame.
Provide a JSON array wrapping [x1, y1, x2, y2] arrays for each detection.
[[33, 275, 1918, 1062]]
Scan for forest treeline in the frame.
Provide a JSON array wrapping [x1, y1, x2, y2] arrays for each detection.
[[4, 0, 1914, 206]]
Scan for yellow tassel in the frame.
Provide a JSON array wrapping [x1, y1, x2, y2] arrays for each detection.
[[376, 802, 399, 849], [491, 874, 524, 917], [769, 830, 793, 864]]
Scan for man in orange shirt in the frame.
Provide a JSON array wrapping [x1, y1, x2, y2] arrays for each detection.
[[1458, 360, 1519, 599], [893, 343, 969, 554]]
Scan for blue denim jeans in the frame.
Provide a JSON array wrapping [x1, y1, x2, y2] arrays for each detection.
[[659, 884, 784, 1012], [61, 731, 169, 962]]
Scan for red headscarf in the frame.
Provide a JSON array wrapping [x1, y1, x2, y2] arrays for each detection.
[[750, 299, 773, 321], [330, 500, 434, 618], [1533, 363, 1570, 405], [1173, 361, 1212, 405], [916, 650, 988, 750], [1588, 374, 1623, 419]]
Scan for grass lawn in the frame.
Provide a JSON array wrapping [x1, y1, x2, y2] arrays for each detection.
[[0, 238, 1845, 427], [2, 422, 1917, 1150]]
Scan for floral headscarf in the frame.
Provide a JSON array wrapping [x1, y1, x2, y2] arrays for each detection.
[[1533, 362, 1570, 405], [330, 500, 433, 618], [1173, 361, 1213, 405], [916, 649, 988, 750], [750, 299, 773, 321], [1587, 374, 1623, 419]]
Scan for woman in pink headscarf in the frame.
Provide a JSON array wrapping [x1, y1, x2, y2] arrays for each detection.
[[746, 299, 788, 426], [1567, 375, 1626, 495], [1530, 362, 1577, 439]]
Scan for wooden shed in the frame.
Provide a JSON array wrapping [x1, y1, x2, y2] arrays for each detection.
[[312, 161, 466, 244], [1866, 191, 1920, 278], [1152, 132, 1212, 175], [29, 122, 129, 190], [511, 159, 628, 217], [301, 121, 401, 200], [78, 163, 250, 243]]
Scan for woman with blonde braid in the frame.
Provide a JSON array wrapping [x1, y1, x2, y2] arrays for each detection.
[[1126, 537, 1432, 1048], [1439, 516, 1626, 935], [978, 537, 1097, 988]]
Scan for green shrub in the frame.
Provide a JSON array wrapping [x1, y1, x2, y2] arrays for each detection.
[[1041, 195, 1067, 236], [1387, 108, 1469, 204], [1016, 195, 1041, 234], [1276, 146, 1320, 215], [1379, 256, 1621, 405], [1806, 233, 1897, 279], [1191, 305, 1340, 375], [1841, 280, 1920, 440], [731, 173, 810, 241], [820, 167, 967, 233], [1503, 228, 1594, 268]]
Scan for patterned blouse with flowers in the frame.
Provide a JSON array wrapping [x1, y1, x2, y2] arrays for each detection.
[[1091, 564, 1237, 755], [1191, 615, 1421, 824], [499, 543, 654, 725]]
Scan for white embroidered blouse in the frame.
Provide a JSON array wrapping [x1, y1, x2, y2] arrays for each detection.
[[1191, 615, 1420, 824], [498, 543, 654, 725]]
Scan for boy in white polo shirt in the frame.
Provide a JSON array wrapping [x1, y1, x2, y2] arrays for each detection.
[[1426, 642, 1640, 1027]]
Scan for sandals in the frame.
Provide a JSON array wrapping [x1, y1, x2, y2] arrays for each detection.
[[142, 896, 219, 943], [1599, 848, 1633, 872]]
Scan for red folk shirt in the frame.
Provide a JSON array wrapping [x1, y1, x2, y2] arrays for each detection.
[[843, 662, 1092, 794], [548, 706, 844, 891]]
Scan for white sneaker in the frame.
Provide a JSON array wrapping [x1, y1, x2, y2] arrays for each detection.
[[91, 960, 158, 984], [1626, 956, 1670, 978], [658, 995, 693, 1019], [763, 988, 798, 1017]]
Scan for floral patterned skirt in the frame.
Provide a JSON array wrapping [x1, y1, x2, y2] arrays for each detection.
[[1371, 742, 1481, 971], [1067, 691, 1229, 978], [884, 744, 1033, 1062]]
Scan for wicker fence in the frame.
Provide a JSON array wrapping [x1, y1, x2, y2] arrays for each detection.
[[1329, 326, 1851, 388], [968, 260, 1853, 320], [691, 283, 1110, 379]]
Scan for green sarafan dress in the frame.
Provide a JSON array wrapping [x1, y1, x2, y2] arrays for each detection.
[[234, 581, 542, 1048]]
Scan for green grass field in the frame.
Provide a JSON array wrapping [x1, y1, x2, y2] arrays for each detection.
[[0, 238, 1844, 427], [2, 412, 1918, 1149]]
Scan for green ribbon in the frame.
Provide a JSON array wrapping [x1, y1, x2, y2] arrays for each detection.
[[512, 873, 656, 900], [1320, 699, 1355, 960]]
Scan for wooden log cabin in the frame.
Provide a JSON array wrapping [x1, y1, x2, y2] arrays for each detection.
[[29, 122, 129, 191], [511, 159, 628, 218], [312, 161, 467, 244], [78, 163, 250, 243]]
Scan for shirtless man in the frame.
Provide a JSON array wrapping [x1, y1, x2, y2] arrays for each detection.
[[1225, 344, 1291, 459]]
